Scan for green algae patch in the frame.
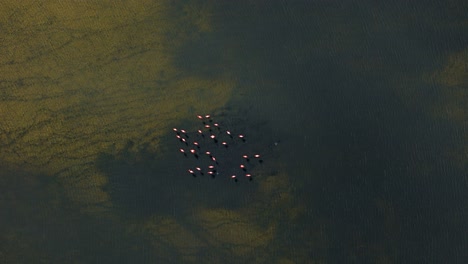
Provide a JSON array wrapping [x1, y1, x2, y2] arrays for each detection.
[[429, 49, 468, 122], [0, 0, 233, 211], [194, 208, 276, 257], [432, 49, 468, 88], [0, 1, 306, 262], [427, 49, 468, 170], [142, 215, 207, 263]]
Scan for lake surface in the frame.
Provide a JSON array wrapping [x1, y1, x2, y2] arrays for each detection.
[[1, 1, 467, 263]]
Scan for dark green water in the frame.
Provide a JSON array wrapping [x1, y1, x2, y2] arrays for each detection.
[[1, 1, 466, 263], [195, 1, 468, 263]]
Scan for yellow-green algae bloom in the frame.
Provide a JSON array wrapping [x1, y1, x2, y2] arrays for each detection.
[[0, 1, 303, 262], [428, 49, 468, 170], [0, 0, 231, 211]]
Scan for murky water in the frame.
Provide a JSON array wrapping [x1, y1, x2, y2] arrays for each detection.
[[1, 0, 467, 263]]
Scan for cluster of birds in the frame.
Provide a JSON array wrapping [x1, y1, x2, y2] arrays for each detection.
[[173, 114, 263, 182]]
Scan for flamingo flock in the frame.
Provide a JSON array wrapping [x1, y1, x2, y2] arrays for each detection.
[[173, 114, 263, 182]]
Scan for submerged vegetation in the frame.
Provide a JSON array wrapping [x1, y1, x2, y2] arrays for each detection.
[[0, 1, 300, 262]]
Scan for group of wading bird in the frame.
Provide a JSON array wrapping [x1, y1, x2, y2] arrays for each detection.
[[173, 114, 263, 182]]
